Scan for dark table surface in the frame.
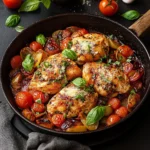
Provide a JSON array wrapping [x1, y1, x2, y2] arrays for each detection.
[[0, 0, 150, 150]]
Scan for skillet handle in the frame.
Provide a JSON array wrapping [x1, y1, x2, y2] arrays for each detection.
[[129, 9, 150, 37]]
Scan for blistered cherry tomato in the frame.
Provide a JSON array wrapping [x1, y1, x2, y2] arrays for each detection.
[[51, 114, 65, 127], [22, 108, 35, 122], [106, 114, 120, 126], [31, 103, 45, 113], [60, 37, 72, 50], [99, 0, 118, 16], [123, 62, 133, 74], [15, 91, 33, 109], [71, 28, 88, 38], [108, 98, 121, 110], [118, 45, 134, 58], [132, 81, 143, 91], [3, 0, 22, 9], [115, 106, 128, 118], [30, 41, 43, 51], [10, 55, 22, 69]]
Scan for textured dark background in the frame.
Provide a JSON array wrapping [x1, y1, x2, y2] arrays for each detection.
[[0, 0, 150, 149]]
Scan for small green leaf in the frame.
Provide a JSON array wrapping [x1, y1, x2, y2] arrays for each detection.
[[62, 49, 77, 60], [22, 54, 34, 72], [130, 89, 136, 95], [41, 0, 51, 9], [5, 14, 20, 27], [15, 26, 24, 32], [18, 0, 40, 12], [121, 10, 141, 21], [36, 34, 46, 45], [75, 94, 85, 102], [72, 77, 86, 88], [86, 106, 105, 126], [35, 99, 42, 104]]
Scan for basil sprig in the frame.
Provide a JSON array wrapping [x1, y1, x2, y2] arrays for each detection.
[[5, 15, 20, 27], [36, 34, 46, 45], [121, 10, 140, 21], [15, 26, 24, 33], [86, 106, 106, 126], [72, 78, 86, 88], [62, 49, 77, 60], [18, 0, 51, 12], [22, 54, 34, 72]]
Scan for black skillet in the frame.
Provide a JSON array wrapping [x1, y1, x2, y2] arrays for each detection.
[[0, 12, 150, 146]]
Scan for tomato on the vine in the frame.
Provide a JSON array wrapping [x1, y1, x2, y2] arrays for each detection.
[[99, 0, 118, 16], [3, 0, 22, 9]]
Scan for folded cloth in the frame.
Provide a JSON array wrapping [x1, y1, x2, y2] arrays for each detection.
[[0, 97, 91, 150], [27, 132, 91, 150]]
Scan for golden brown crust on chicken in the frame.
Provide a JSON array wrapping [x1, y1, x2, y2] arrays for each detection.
[[47, 83, 98, 118], [71, 33, 109, 65], [82, 62, 130, 97], [29, 53, 81, 94]]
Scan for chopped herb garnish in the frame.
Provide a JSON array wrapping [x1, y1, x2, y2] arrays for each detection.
[[113, 61, 120, 66], [36, 112, 40, 115], [130, 89, 136, 95], [108, 34, 114, 39], [87, 45, 91, 52], [119, 56, 123, 61], [108, 59, 112, 64], [75, 94, 85, 102], [118, 76, 124, 81], [84, 85, 94, 92], [67, 41, 73, 49], [62, 61, 70, 67], [97, 55, 107, 63], [126, 56, 132, 63], [44, 62, 50, 68], [35, 71, 41, 76], [35, 99, 42, 104]]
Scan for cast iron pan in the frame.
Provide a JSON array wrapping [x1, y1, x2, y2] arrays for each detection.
[[0, 12, 150, 145]]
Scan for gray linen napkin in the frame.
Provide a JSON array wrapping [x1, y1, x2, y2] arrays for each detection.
[[0, 99, 91, 150]]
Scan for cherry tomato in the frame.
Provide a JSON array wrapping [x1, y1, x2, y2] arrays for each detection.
[[117, 45, 134, 58], [115, 106, 128, 118], [60, 37, 72, 50], [44, 38, 60, 55], [128, 68, 144, 82], [66, 26, 80, 33], [108, 98, 121, 110], [61, 30, 71, 40], [29, 41, 43, 51], [51, 114, 65, 127], [99, 0, 118, 16], [31, 103, 45, 113], [131, 81, 142, 91], [71, 28, 88, 38], [15, 91, 33, 109], [123, 62, 133, 74], [106, 114, 120, 126], [22, 108, 35, 122], [3, 0, 22, 9], [10, 55, 22, 69]]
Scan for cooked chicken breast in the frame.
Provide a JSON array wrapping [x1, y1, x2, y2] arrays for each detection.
[[29, 53, 81, 94], [82, 62, 130, 97], [71, 33, 109, 65], [47, 83, 98, 118]]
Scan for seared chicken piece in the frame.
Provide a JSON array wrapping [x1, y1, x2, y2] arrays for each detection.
[[47, 83, 98, 118], [71, 33, 109, 65], [29, 53, 81, 94], [82, 62, 130, 97]]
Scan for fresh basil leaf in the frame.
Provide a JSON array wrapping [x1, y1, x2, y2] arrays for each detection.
[[41, 0, 51, 9], [5, 15, 20, 27], [72, 77, 86, 88], [22, 54, 34, 71], [121, 10, 140, 20], [86, 106, 105, 126], [36, 34, 46, 45], [62, 49, 77, 60], [18, 0, 40, 12], [15, 26, 24, 32]]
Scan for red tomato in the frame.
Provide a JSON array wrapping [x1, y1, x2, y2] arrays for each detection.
[[31, 103, 45, 113], [51, 114, 65, 127], [99, 0, 118, 16], [106, 114, 120, 126], [60, 37, 72, 50], [10, 55, 22, 69], [118, 45, 134, 58], [61, 30, 71, 40], [108, 98, 121, 110], [128, 68, 144, 82], [15, 91, 33, 109], [3, 0, 22, 9], [115, 106, 128, 118], [29, 90, 49, 103], [123, 62, 133, 74], [29, 41, 43, 51], [71, 28, 88, 38], [131, 81, 143, 91]]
